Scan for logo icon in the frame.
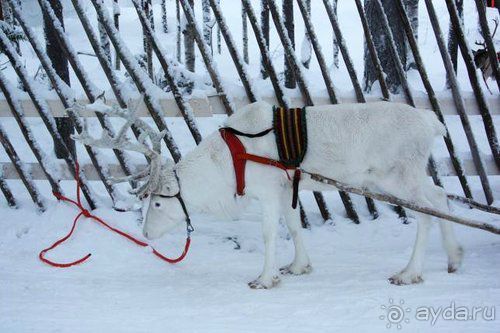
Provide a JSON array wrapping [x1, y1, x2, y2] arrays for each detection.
[[379, 298, 411, 329]]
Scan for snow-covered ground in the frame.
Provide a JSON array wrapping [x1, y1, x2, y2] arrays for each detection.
[[1, 178, 499, 332], [0, 0, 499, 332]]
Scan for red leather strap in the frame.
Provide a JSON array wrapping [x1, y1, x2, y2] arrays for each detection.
[[219, 128, 297, 202], [220, 128, 248, 195]]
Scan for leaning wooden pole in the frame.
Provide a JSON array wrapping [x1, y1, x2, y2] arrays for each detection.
[[178, 0, 235, 115], [305, 171, 500, 236], [0, 29, 96, 209], [90, 0, 182, 162], [393, 0, 472, 199], [299, 0, 379, 220], [0, 173, 16, 208], [7, 0, 118, 203], [0, 124, 46, 211], [424, 0, 494, 205], [131, 0, 202, 144], [38, 0, 134, 180], [445, 0, 500, 167], [0, 70, 62, 195], [209, 0, 257, 103]]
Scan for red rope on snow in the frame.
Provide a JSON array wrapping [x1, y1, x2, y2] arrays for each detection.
[[39, 162, 191, 268]]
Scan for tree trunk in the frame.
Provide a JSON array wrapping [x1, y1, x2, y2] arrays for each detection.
[[363, 0, 407, 93], [184, 0, 195, 75], [44, 0, 74, 159], [114, 0, 121, 70], [405, 0, 419, 70], [283, 0, 296, 88], [260, 0, 270, 78], [446, 0, 463, 89], [202, 0, 213, 55], [161, 0, 168, 33], [332, 0, 339, 68]]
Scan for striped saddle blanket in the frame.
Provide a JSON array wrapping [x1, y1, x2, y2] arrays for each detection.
[[273, 106, 308, 168]]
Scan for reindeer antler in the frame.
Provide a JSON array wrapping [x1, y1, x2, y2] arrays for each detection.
[[72, 100, 167, 199]]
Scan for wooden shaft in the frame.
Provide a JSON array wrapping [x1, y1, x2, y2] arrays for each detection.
[[305, 171, 500, 236]]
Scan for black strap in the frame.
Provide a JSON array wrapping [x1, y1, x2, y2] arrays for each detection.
[[157, 169, 194, 234], [221, 127, 273, 138]]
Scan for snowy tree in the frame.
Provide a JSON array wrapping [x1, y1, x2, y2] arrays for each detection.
[[283, 0, 296, 88], [405, 0, 418, 71], [202, 0, 213, 55], [363, 0, 407, 93], [42, 0, 74, 158], [242, 3, 249, 64], [446, 0, 463, 89], [161, 0, 168, 33], [260, 0, 270, 78], [301, 0, 312, 69]]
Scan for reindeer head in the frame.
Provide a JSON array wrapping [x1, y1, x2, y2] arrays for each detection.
[[73, 101, 190, 240], [142, 160, 189, 240]]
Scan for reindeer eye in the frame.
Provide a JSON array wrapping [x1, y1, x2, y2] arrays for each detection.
[[155, 202, 161, 208]]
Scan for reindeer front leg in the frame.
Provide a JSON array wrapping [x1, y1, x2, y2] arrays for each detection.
[[248, 197, 281, 289]]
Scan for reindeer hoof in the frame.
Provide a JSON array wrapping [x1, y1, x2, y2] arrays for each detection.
[[248, 275, 281, 289], [448, 246, 464, 273], [280, 263, 312, 276], [389, 272, 423, 285]]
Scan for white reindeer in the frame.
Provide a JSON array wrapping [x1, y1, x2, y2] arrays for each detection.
[[78, 101, 463, 289]]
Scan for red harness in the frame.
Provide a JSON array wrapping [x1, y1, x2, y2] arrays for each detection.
[[219, 128, 301, 208]]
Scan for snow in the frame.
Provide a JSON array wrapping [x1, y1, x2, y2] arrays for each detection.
[[1, 179, 499, 332]]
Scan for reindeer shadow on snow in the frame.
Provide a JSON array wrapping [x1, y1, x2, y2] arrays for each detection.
[[77, 100, 464, 289]]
